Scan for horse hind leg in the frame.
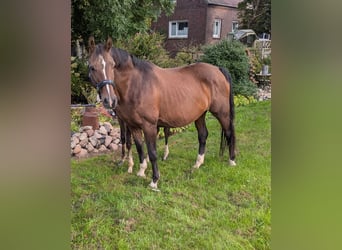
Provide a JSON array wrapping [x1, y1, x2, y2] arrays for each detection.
[[162, 127, 170, 161], [125, 128, 135, 173], [215, 113, 236, 166], [117, 119, 135, 172], [192, 112, 208, 169]]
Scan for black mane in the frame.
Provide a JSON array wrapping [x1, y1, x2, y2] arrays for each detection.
[[110, 47, 153, 73]]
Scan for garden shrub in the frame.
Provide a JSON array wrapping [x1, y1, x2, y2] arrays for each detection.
[[71, 56, 97, 104], [116, 32, 172, 68], [234, 95, 257, 107], [201, 39, 257, 97]]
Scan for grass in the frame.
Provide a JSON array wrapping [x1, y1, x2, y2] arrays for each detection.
[[71, 100, 271, 249]]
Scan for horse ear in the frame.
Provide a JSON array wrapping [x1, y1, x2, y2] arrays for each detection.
[[88, 36, 96, 54], [105, 37, 113, 52]]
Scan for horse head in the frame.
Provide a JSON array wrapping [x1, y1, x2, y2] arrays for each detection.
[[87, 36, 118, 109]]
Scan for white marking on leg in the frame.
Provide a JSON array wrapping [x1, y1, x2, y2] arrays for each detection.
[[149, 180, 159, 191], [127, 149, 134, 173], [137, 159, 147, 177], [163, 144, 169, 160], [229, 159, 236, 166], [192, 154, 205, 169]]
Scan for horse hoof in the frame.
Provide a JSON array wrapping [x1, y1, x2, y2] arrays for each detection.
[[137, 172, 146, 178], [149, 181, 159, 191], [127, 168, 133, 174], [229, 159, 236, 166]]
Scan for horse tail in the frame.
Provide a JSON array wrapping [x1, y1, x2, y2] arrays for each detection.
[[218, 67, 236, 161]]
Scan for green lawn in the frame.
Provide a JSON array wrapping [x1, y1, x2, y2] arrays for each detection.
[[71, 100, 271, 249]]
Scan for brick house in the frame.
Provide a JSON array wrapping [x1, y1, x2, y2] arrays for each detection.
[[151, 0, 242, 55]]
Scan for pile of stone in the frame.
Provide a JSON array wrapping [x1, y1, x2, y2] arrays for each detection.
[[71, 122, 121, 158], [257, 85, 271, 101]]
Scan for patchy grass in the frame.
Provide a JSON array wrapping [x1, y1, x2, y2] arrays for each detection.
[[71, 100, 271, 249]]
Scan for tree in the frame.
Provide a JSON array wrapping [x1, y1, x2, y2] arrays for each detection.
[[71, 0, 174, 43], [237, 0, 271, 36]]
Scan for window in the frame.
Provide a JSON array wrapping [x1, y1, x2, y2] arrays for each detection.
[[169, 21, 188, 38], [232, 21, 239, 32], [213, 19, 222, 38]]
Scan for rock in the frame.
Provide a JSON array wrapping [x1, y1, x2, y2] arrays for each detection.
[[99, 125, 108, 135], [105, 135, 113, 147], [94, 131, 103, 139], [75, 148, 88, 158], [114, 138, 121, 144], [89, 136, 98, 147], [109, 143, 118, 151], [103, 122, 113, 133], [110, 128, 121, 138], [82, 126, 93, 131], [73, 144, 82, 154], [71, 136, 79, 149], [79, 138, 88, 148], [73, 132, 81, 138], [86, 143, 94, 152], [86, 129, 94, 137], [79, 132, 88, 141], [98, 145, 107, 152], [98, 137, 105, 145]]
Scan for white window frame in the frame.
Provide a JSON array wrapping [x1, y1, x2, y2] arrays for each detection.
[[232, 21, 239, 32], [213, 19, 222, 38], [169, 20, 188, 38]]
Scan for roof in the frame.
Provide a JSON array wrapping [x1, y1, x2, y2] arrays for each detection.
[[207, 0, 242, 8], [233, 29, 257, 40]]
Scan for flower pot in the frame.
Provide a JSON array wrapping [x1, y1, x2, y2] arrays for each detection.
[[82, 107, 99, 130], [262, 65, 269, 75]]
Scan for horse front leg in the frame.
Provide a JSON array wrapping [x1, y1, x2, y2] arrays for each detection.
[[131, 129, 148, 178], [193, 112, 208, 169], [144, 126, 160, 190]]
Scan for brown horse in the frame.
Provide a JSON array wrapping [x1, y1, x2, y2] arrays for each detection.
[[88, 37, 236, 190]]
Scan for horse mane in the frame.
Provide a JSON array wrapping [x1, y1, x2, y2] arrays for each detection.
[[110, 47, 153, 73]]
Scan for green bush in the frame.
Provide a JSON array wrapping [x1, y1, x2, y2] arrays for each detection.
[[71, 107, 83, 132], [116, 32, 172, 68], [116, 32, 199, 68], [234, 94, 257, 107], [71, 57, 97, 104], [201, 39, 257, 97]]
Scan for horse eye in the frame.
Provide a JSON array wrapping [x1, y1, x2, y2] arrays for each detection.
[[89, 65, 95, 71]]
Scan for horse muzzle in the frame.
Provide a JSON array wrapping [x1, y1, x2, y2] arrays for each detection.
[[103, 96, 118, 109]]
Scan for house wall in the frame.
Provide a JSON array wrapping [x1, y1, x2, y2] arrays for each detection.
[[205, 5, 239, 45], [151, 0, 240, 55], [152, 0, 207, 55]]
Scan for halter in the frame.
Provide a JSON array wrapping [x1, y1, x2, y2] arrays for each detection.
[[96, 79, 115, 93]]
